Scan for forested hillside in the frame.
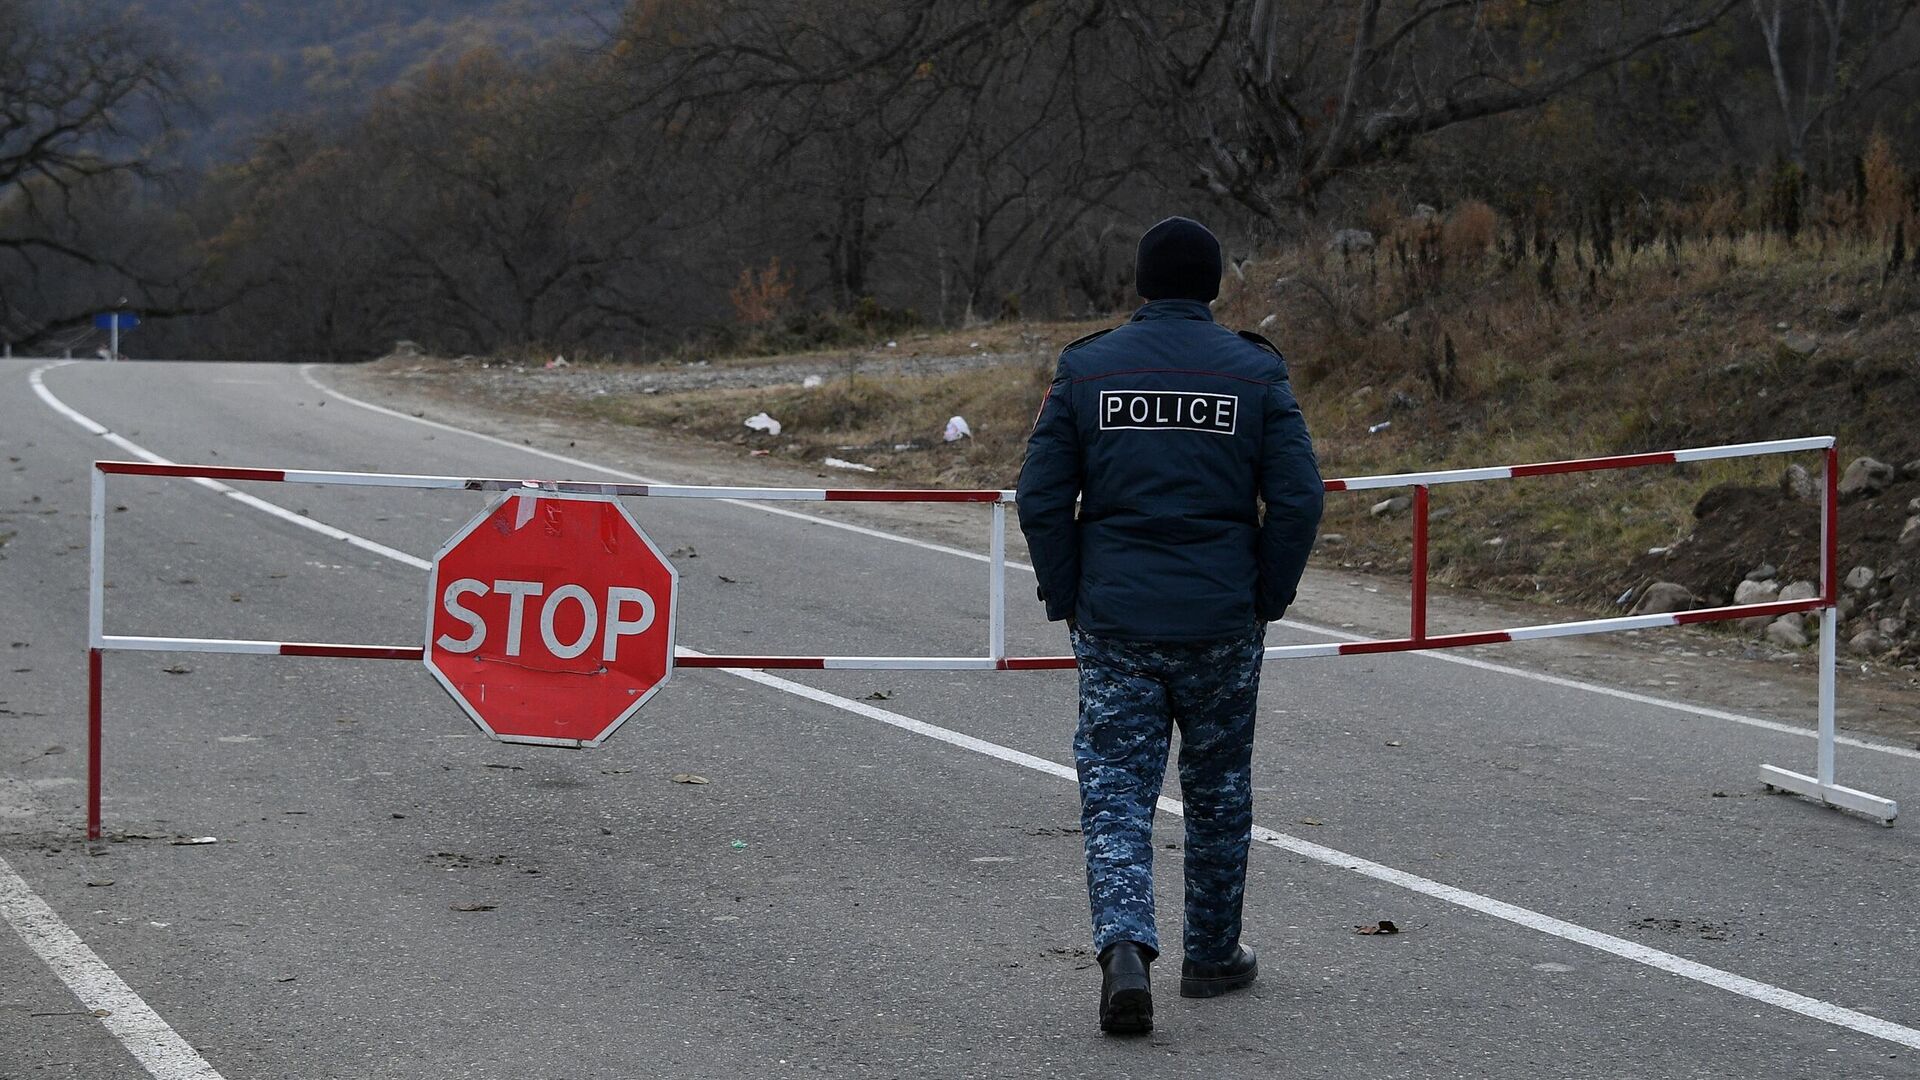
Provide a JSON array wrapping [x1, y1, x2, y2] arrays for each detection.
[[135, 0, 598, 154], [3, 0, 1918, 361]]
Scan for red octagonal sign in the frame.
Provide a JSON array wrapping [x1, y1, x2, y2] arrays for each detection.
[[425, 492, 678, 747]]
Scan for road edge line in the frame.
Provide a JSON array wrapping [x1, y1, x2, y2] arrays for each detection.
[[0, 853, 228, 1079], [299, 363, 1919, 764], [33, 362, 1920, 1052]]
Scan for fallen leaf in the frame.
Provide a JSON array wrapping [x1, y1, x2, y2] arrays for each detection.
[[162, 664, 192, 675], [1299, 817, 1324, 827], [481, 763, 523, 771], [86, 880, 114, 888], [863, 690, 894, 701], [450, 902, 496, 912], [1355, 920, 1400, 936], [1385, 740, 1403, 747], [670, 773, 710, 785]]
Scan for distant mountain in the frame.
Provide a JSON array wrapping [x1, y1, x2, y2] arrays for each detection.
[[128, 0, 605, 158]]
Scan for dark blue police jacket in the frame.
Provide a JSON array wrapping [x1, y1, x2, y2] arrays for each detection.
[[1016, 299, 1323, 641]]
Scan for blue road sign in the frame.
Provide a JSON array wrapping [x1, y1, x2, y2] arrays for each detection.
[[93, 313, 140, 331]]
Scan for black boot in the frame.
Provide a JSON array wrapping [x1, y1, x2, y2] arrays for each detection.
[[1180, 944, 1257, 998], [1098, 941, 1154, 1034]]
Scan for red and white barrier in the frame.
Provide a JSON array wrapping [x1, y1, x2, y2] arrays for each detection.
[[85, 436, 1896, 838]]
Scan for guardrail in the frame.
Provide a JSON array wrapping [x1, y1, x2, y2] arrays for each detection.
[[84, 436, 1896, 837]]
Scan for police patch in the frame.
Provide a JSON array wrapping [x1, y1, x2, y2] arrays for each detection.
[[1098, 390, 1239, 435]]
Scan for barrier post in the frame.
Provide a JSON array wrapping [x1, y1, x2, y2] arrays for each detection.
[[1411, 485, 1430, 642], [88, 466, 106, 840], [1759, 446, 1896, 823], [989, 501, 1007, 661], [1819, 445, 1839, 787], [82, 439, 1897, 830]]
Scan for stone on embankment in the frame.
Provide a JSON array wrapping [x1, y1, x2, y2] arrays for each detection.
[[1631, 582, 1694, 615], [1778, 581, 1820, 603], [1734, 579, 1780, 606], [1765, 617, 1808, 649], [1838, 457, 1895, 498], [1850, 630, 1893, 656], [1843, 566, 1876, 592], [1781, 464, 1814, 500]]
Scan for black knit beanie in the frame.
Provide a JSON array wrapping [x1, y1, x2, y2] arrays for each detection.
[[1135, 216, 1222, 302]]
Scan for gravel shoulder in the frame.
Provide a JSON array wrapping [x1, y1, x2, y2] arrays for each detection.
[[328, 359, 1920, 748]]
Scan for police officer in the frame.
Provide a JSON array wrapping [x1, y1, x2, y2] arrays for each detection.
[[1017, 216, 1322, 1035]]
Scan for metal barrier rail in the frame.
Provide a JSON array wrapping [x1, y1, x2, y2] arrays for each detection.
[[86, 435, 1897, 836]]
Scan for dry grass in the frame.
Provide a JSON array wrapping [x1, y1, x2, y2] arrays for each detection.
[[568, 223, 1920, 618], [583, 360, 1057, 488]]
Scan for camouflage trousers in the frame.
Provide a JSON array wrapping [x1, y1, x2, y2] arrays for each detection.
[[1070, 623, 1266, 964]]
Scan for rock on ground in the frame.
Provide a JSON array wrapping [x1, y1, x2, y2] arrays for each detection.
[[1780, 464, 1814, 500], [1371, 495, 1413, 518], [1631, 582, 1694, 615], [1850, 630, 1893, 656], [1778, 580, 1820, 603], [1838, 457, 1896, 498], [1766, 617, 1809, 648], [1327, 229, 1376, 255]]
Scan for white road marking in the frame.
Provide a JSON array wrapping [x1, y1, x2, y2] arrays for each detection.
[[294, 365, 994, 565], [719, 662, 1920, 1052], [31, 364, 429, 571], [299, 364, 1920, 764], [0, 854, 227, 1079], [27, 360, 1920, 1051], [1286, 626, 1920, 764]]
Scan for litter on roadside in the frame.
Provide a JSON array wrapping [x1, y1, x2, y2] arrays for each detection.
[[1367, 421, 1392, 434], [744, 412, 782, 436], [943, 416, 973, 442], [170, 836, 218, 846], [544, 355, 568, 369], [802, 375, 823, 388], [822, 457, 878, 473]]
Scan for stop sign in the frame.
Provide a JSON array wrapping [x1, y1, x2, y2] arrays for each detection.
[[424, 492, 678, 747]]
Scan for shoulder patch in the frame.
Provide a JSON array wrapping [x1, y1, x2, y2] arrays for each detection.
[[1235, 329, 1283, 357], [1060, 326, 1116, 353]]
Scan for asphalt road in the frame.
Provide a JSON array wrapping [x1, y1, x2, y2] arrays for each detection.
[[2, 358, 1918, 1079]]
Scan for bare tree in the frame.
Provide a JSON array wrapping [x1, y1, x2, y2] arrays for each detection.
[[0, 0, 187, 343], [1115, 0, 1746, 217], [1749, 0, 1920, 169]]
